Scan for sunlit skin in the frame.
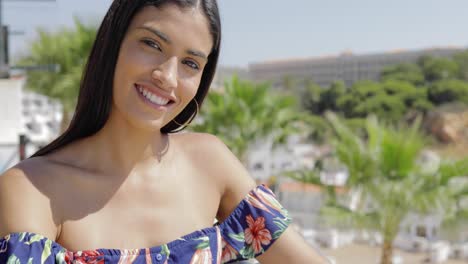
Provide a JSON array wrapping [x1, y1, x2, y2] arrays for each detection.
[[0, 3, 330, 264]]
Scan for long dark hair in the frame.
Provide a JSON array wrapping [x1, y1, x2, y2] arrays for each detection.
[[31, 0, 221, 158]]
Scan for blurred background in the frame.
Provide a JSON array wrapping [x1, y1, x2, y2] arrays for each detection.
[[0, 0, 468, 263]]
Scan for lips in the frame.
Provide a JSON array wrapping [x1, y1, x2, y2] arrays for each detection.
[[135, 84, 176, 109]]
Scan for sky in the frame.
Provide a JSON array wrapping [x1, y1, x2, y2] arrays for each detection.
[[4, 0, 468, 67]]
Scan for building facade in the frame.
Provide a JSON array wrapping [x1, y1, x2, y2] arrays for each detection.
[[211, 66, 250, 91], [248, 47, 464, 89]]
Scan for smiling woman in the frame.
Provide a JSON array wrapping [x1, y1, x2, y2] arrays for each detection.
[[0, 1, 329, 264], [112, 4, 213, 131]]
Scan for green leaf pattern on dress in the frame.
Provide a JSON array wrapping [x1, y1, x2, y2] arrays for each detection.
[[41, 239, 52, 264], [228, 233, 245, 242], [6, 254, 21, 264]]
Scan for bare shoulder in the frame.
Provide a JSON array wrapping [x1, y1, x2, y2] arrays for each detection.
[[174, 133, 331, 263], [173, 132, 254, 184], [173, 132, 256, 220], [0, 157, 59, 240], [172, 132, 226, 154]]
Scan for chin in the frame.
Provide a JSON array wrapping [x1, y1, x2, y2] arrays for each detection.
[[129, 117, 170, 132]]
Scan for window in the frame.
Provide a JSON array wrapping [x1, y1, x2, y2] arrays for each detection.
[[253, 163, 263, 170], [34, 99, 42, 107], [416, 226, 427, 238]]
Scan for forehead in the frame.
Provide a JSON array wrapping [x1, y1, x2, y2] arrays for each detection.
[[128, 4, 213, 55]]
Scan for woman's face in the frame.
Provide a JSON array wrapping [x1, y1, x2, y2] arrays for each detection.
[[112, 4, 213, 131]]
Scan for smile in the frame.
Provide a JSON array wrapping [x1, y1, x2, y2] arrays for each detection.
[[135, 84, 175, 109]]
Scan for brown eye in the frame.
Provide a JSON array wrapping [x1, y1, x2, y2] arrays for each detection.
[[182, 59, 200, 70], [141, 39, 162, 51]]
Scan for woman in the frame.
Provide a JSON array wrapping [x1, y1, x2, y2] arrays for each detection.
[[0, 0, 329, 263]]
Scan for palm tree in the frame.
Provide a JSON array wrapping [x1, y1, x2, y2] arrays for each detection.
[[287, 113, 468, 264], [192, 76, 307, 164], [18, 19, 97, 130]]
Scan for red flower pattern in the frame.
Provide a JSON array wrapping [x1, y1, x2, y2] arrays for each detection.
[[66, 250, 105, 264], [244, 215, 272, 254], [221, 237, 238, 263]]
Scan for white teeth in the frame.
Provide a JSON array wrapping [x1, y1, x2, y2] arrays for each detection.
[[137, 85, 170, 105]]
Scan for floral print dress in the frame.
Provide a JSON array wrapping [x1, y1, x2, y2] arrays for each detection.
[[0, 185, 291, 264]]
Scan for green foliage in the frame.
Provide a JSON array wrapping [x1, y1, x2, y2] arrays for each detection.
[[418, 55, 460, 82], [328, 114, 468, 261], [303, 114, 333, 143], [301, 79, 433, 124], [453, 50, 468, 81], [320, 81, 346, 112], [287, 114, 468, 263], [381, 80, 433, 112], [301, 81, 346, 115], [428, 79, 468, 104], [300, 80, 323, 114], [381, 63, 425, 85], [299, 52, 468, 128], [19, 19, 97, 112], [335, 80, 431, 122], [283, 169, 321, 186], [192, 76, 306, 162]]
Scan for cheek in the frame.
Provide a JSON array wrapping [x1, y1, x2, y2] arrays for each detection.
[[180, 78, 201, 100], [172, 79, 200, 115], [113, 44, 155, 99], [115, 42, 158, 81]]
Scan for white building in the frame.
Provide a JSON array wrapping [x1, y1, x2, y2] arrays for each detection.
[[0, 78, 24, 172], [0, 78, 62, 172], [246, 135, 318, 181], [21, 90, 62, 145]]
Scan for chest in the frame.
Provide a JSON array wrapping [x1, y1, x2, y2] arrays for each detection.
[[54, 163, 221, 251]]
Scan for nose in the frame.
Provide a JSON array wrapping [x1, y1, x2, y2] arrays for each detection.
[[152, 56, 178, 90]]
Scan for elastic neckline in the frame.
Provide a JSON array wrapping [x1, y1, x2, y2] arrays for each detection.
[[3, 185, 267, 256]]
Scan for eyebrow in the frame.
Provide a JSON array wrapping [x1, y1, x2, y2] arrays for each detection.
[[137, 26, 171, 44], [137, 26, 208, 60], [187, 50, 208, 60]]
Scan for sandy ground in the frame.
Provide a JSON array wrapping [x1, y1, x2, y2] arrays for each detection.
[[320, 243, 467, 264]]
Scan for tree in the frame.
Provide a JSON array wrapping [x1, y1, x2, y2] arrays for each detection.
[[19, 19, 97, 129], [380, 63, 425, 86], [303, 114, 333, 144], [428, 79, 468, 104], [300, 80, 323, 114], [192, 76, 307, 163], [453, 50, 468, 81], [320, 81, 346, 112], [381, 80, 433, 113], [419, 55, 460, 82], [334, 80, 433, 122], [288, 114, 468, 264], [336, 81, 397, 119]]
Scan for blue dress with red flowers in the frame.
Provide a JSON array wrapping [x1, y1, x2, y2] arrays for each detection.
[[0, 185, 291, 263]]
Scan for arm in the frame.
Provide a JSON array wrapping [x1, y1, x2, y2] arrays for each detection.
[[199, 134, 330, 264], [256, 227, 330, 264], [0, 163, 58, 239], [0, 163, 62, 263]]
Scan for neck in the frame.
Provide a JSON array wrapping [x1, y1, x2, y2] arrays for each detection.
[[79, 108, 172, 177]]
